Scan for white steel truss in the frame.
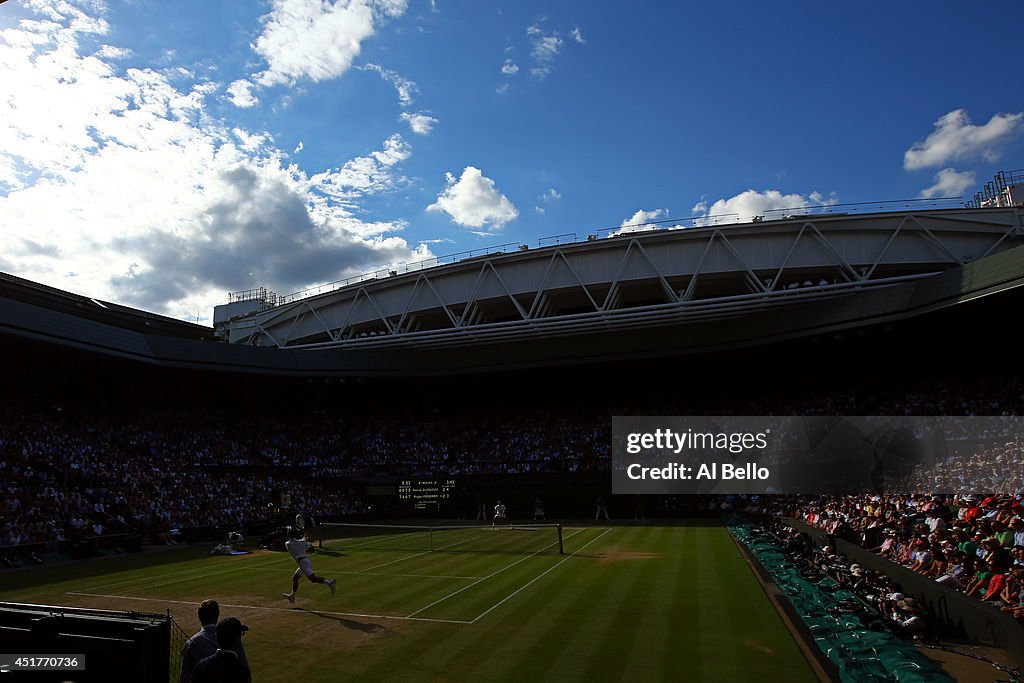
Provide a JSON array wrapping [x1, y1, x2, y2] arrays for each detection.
[[218, 207, 1024, 350]]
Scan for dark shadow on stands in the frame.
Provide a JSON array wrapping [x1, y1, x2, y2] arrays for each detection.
[[783, 516, 1024, 670]]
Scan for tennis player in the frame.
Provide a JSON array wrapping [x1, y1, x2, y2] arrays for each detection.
[[282, 527, 336, 603], [493, 500, 508, 527]]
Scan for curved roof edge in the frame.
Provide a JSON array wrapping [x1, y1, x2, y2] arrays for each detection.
[[2, 243, 1024, 377]]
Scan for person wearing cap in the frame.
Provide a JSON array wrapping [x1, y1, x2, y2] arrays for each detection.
[[191, 617, 252, 683], [180, 600, 250, 683], [890, 598, 926, 634]]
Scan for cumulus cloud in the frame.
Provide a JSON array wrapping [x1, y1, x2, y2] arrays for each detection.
[[613, 208, 669, 235], [904, 109, 1023, 171], [692, 189, 834, 224], [400, 111, 438, 135], [252, 0, 407, 87], [919, 168, 976, 199], [571, 26, 585, 44], [427, 166, 518, 231], [0, 1, 428, 319], [226, 79, 259, 108], [309, 134, 411, 207], [501, 59, 519, 75]]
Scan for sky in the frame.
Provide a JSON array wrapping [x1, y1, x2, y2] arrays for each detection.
[[1, 0, 1023, 323]]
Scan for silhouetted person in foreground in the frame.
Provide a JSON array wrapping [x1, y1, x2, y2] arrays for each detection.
[[191, 617, 251, 683], [180, 600, 250, 683]]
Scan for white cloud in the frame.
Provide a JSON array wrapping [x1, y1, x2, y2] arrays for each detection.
[[692, 189, 834, 224], [310, 133, 411, 205], [527, 23, 562, 80], [400, 111, 438, 135], [501, 59, 519, 75], [904, 109, 1024, 171], [427, 166, 518, 230], [250, 0, 407, 88], [293, 140, 304, 153], [226, 79, 259, 108], [613, 208, 668, 235], [534, 187, 561, 213], [0, 1, 430, 319], [495, 83, 510, 95], [571, 26, 585, 44], [362, 62, 417, 107], [919, 168, 976, 199], [233, 128, 270, 153], [96, 44, 132, 60]]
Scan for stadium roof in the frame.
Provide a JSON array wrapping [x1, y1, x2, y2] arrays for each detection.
[[3, 207, 1024, 377]]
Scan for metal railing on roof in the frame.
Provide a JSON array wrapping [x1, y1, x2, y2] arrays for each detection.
[[228, 194, 983, 309], [970, 169, 1024, 209]]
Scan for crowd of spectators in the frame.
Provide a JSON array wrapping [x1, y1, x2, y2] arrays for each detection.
[[3, 373, 1024, 565], [0, 408, 366, 557], [789, 488, 1024, 621], [751, 518, 931, 637]]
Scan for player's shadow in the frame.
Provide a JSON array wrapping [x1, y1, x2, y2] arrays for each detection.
[[300, 608, 387, 634]]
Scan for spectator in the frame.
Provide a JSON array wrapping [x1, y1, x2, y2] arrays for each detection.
[[191, 618, 251, 683], [180, 600, 250, 683], [890, 598, 926, 635]]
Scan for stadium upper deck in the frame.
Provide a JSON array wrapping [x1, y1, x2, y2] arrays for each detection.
[[214, 206, 1024, 361], [2, 204, 1024, 379]]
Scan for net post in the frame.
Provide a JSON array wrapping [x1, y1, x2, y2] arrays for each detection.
[[318, 526, 324, 550], [557, 524, 564, 554]]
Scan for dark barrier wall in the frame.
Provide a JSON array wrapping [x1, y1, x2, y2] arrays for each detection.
[[783, 518, 1024, 669], [0, 603, 170, 683]]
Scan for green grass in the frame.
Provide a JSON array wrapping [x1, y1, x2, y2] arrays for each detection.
[[0, 523, 817, 682]]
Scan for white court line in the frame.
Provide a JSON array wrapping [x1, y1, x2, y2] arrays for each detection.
[[63, 528, 609, 626], [354, 532, 491, 573], [471, 527, 613, 623], [65, 591, 473, 624], [405, 528, 587, 618], [246, 567, 481, 580]]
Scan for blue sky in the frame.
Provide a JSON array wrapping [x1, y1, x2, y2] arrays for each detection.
[[1, 0, 1022, 321]]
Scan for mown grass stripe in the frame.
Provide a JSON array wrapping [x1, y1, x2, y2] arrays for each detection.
[[0, 524, 818, 683], [499, 547, 618, 677]]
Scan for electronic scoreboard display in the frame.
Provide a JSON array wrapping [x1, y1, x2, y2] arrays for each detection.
[[396, 478, 456, 510]]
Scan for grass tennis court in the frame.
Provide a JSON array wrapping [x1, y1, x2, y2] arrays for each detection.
[[0, 523, 817, 682]]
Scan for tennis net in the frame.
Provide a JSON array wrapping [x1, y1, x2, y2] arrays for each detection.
[[318, 522, 564, 555]]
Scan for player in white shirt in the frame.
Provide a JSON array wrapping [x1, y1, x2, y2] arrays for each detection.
[[282, 527, 336, 603], [493, 500, 508, 527]]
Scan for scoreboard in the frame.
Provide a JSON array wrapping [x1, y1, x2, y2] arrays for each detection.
[[396, 478, 456, 510]]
